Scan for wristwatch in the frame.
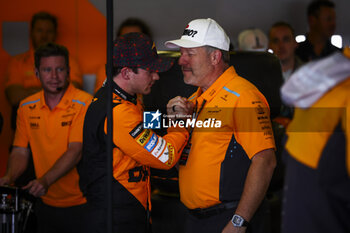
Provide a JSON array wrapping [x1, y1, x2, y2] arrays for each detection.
[[231, 214, 249, 227]]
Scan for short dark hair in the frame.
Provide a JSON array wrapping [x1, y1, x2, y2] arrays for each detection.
[[31, 11, 58, 32], [34, 43, 69, 69], [116, 18, 152, 38], [307, 0, 335, 17], [269, 21, 295, 37]]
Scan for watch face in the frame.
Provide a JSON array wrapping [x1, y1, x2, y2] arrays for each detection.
[[232, 215, 243, 227]]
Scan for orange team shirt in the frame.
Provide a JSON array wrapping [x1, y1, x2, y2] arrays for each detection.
[[94, 64, 105, 93], [13, 84, 92, 207], [179, 66, 276, 209], [5, 48, 82, 88], [103, 91, 189, 209], [285, 77, 350, 176]]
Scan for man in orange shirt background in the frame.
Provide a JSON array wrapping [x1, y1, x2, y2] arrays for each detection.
[[5, 11, 82, 129], [0, 43, 92, 233]]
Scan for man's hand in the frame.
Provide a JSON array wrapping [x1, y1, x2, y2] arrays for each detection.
[[22, 177, 49, 197], [0, 176, 11, 186], [167, 96, 194, 118], [222, 221, 247, 233]]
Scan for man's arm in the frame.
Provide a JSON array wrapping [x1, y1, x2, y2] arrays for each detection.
[[222, 148, 276, 233], [5, 85, 41, 106], [23, 142, 82, 197], [0, 147, 31, 185]]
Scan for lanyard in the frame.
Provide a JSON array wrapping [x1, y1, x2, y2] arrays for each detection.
[[179, 99, 207, 165], [188, 99, 207, 141]]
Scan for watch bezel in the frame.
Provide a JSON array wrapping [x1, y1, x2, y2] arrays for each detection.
[[231, 214, 248, 227]]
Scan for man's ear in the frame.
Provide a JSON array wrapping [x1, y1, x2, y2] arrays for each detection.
[[35, 69, 39, 77], [211, 50, 222, 65], [120, 67, 131, 80]]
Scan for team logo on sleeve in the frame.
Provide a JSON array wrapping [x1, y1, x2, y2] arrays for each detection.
[[129, 123, 144, 138], [29, 104, 36, 110], [143, 110, 161, 129], [165, 144, 175, 166], [145, 133, 158, 152], [136, 129, 151, 146], [151, 137, 166, 158], [158, 146, 169, 163]]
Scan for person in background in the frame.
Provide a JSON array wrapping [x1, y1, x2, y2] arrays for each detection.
[[5, 11, 83, 130], [267, 21, 303, 232], [94, 17, 152, 93], [165, 18, 276, 233], [295, 0, 340, 62], [281, 47, 350, 233], [268, 21, 303, 83], [116, 17, 153, 39], [269, 21, 304, 121], [79, 32, 189, 233], [237, 28, 268, 52], [0, 43, 92, 233]]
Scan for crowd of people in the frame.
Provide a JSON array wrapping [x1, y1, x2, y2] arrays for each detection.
[[0, 0, 349, 233]]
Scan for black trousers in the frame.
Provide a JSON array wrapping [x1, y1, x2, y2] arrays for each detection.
[[35, 199, 87, 233], [282, 156, 350, 233], [83, 202, 149, 233]]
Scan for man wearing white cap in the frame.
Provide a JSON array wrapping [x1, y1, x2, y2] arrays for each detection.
[[165, 18, 276, 233]]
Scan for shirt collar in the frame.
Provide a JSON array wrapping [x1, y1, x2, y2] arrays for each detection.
[[196, 66, 237, 104], [38, 83, 75, 109], [112, 81, 137, 104]]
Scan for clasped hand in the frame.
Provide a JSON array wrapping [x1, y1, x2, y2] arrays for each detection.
[[167, 96, 194, 120]]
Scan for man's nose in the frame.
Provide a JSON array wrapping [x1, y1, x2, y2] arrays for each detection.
[[51, 69, 58, 78], [178, 55, 187, 65]]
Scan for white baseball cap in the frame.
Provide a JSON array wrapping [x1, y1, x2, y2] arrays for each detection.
[[165, 18, 230, 51]]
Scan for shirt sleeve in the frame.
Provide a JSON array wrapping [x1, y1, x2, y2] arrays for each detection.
[[233, 89, 276, 159], [110, 103, 189, 169], [68, 95, 92, 143], [13, 104, 29, 148]]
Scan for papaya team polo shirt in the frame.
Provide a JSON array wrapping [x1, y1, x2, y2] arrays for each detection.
[[285, 77, 350, 176], [5, 48, 83, 88], [179, 66, 276, 210], [80, 82, 189, 210], [14, 84, 92, 207]]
